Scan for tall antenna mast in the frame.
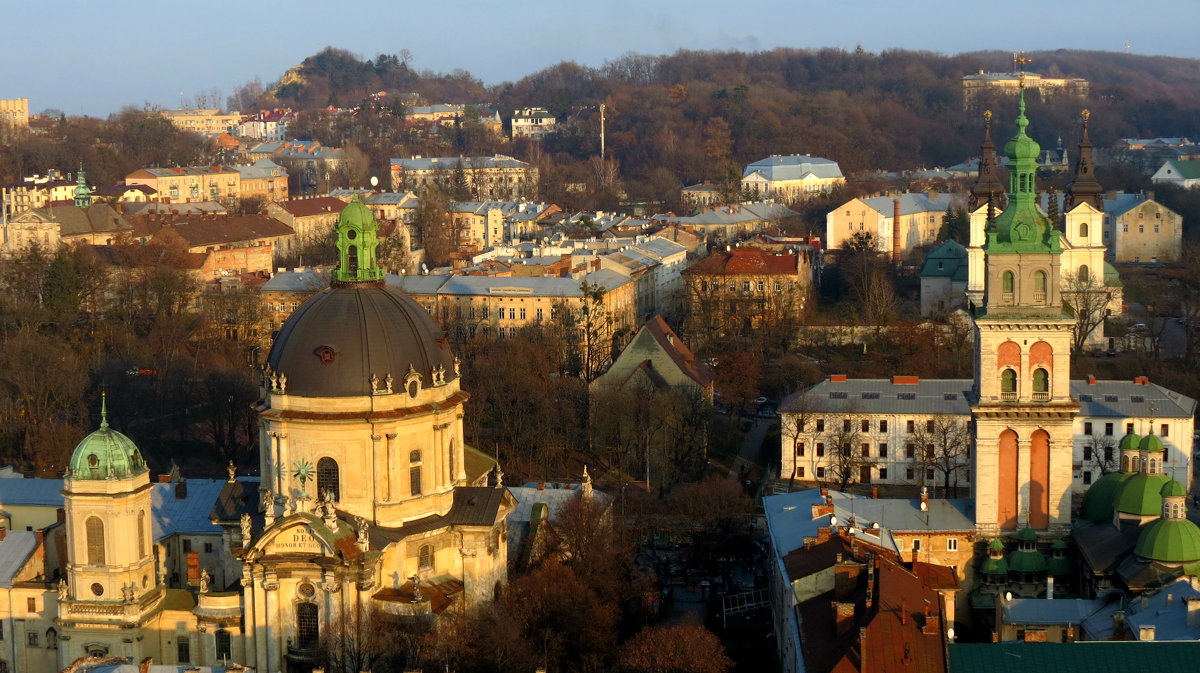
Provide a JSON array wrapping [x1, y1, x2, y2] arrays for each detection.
[[599, 103, 606, 161]]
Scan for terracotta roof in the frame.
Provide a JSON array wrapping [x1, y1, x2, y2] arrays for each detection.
[[644, 315, 714, 388], [847, 559, 948, 673], [150, 214, 294, 248], [684, 247, 801, 275], [281, 197, 346, 218]]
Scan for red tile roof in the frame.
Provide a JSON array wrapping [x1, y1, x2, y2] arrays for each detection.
[[685, 247, 801, 275], [281, 197, 347, 218]]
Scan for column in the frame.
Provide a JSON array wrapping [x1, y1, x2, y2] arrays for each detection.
[[1016, 436, 1031, 528], [263, 571, 280, 673], [385, 434, 398, 500], [252, 567, 269, 673]]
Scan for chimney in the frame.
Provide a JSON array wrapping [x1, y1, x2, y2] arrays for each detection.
[[872, 487, 878, 500], [0, 528, 5, 541], [158, 474, 171, 483], [57, 508, 66, 524], [858, 627, 868, 672], [35, 530, 43, 545], [1087, 374, 1096, 385], [1047, 575, 1054, 599], [922, 605, 941, 635], [891, 197, 902, 265], [1113, 610, 1126, 633], [1139, 625, 1156, 641], [175, 480, 188, 500], [833, 601, 856, 636], [140, 657, 153, 673]]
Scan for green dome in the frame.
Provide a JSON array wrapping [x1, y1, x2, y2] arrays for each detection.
[[1114, 472, 1171, 517], [1161, 479, 1187, 498], [1009, 547, 1047, 573], [1048, 554, 1072, 577], [1080, 471, 1132, 522], [1139, 433, 1165, 453], [982, 539, 1008, 576], [1135, 518, 1200, 564], [332, 197, 384, 285], [68, 400, 146, 480], [1119, 432, 1142, 451], [1017, 526, 1039, 542]]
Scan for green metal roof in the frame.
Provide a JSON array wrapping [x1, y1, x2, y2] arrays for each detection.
[[1118, 431, 1141, 451], [1161, 479, 1187, 498], [1166, 159, 1200, 180], [68, 397, 147, 481], [332, 197, 385, 284], [949, 642, 1200, 673], [1080, 471, 1132, 522], [1017, 526, 1038, 542], [1135, 517, 1200, 564], [981, 555, 1009, 576], [1139, 433, 1165, 453], [1114, 472, 1171, 517], [986, 89, 1063, 257], [1009, 549, 1047, 573]]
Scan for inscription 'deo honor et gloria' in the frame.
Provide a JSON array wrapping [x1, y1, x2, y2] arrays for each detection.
[[268, 527, 324, 553]]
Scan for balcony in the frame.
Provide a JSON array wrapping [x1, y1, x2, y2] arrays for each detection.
[[1000, 392, 1018, 402], [1033, 292, 1046, 303], [1032, 392, 1051, 402]]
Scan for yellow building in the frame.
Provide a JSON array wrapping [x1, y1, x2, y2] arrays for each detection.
[[825, 192, 955, 261], [232, 158, 289, 202], [1, 171, 76, 217], [126, 165, 241, 204], [390, 155, 537, 200], [0, 98, 29, 128], [961, 71, 1089, 109], [741, 155, 844, 202], [682, 246, 812, 344], [1103, 192, 1182, 264], [159, 108, 241, 135]]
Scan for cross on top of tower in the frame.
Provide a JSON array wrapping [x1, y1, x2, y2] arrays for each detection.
[[1013, 51, 1033, 84]]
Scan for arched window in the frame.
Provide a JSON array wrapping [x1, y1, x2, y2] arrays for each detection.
[[1001, 369, 1017, 394], [85, 516, 105, 565], [317, 457, 340, 502], [138, 511, 146, 559], [215, 629, 232, 660], [296, 603, 319, 648], [1078, 265, 1089, 283], [1121, 455, 1129, 471], [45, 628, 57, 650], [1079, 222, 1089, 239], [347, 244, 359, 273], [1002, 271, 1014, 294], [419, 544, 433, 571], [1149, 458, 1157, 474], [1033, 368, 1049, 393], [1034, 271, 1047, 293], [409, 451, 422, 496], [1132, 455, 1140, 471], [177, 635, 191, 663]]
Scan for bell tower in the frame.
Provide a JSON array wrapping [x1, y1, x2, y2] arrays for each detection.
[[971, 86, 1080, 537], [60, 395, 163, 660]]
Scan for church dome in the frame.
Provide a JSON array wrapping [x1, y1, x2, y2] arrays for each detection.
[[1139, 433, 1165, 453], [266, 198, 456, 398], [1079, 471, 1131, 522], [1114, 472, 1171, 517], [1119, 431, 1142, 451], [68, 397, 146, 480], [267, 284, 456, 398], [1135, 518, 1200, 564]]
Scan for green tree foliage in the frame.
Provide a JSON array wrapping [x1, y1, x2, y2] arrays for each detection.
[[939, 206, 969, 243]]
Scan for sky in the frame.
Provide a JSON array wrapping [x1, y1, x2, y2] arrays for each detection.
[[6, 0, 1197, 117]]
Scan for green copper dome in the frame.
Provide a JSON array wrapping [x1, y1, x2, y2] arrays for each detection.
[[1119, 431, 1142, 451], [982, 539, 1009, 576], [1047, 539, 1072, 577], [1017, 526, 1039, 543], [1161, 479, 1187, 498], [332, 197, 385, 285], [1009, 547, 1047, 573], [1139, 433, 1165, 453], [1114, 472, 1171, 517], [986, 88, 1062, 256], [1135, 518, 1200, 564], [1080, 471, 1132, 522], [68, 396, 147, 480]]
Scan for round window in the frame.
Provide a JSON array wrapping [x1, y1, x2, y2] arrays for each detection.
[[408, 380, 419, 398], [90, 583, 104, 597], [298, 582, 316, 598], [347, 229, 357, 240], [88, 454, 98, 467]]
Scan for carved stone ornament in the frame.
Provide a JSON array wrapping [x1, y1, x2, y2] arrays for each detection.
[[314, 344, 338, 364]]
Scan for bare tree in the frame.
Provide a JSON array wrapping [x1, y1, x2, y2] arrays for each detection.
[[821, 409, 873, 492], [318, 600, 426, 673], [1085, 432, 1120, 477], [1062, 270, 1111, 356], [780, 389, 820, 483], [910, 416, 971, 497]]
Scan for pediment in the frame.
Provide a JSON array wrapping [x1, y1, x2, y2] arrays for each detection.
[[255, 517, 336, 556]]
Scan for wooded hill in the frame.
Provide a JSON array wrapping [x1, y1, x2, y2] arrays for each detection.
[[249, 47, 1200, 191]]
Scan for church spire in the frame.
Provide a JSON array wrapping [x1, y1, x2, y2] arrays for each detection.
[[1064, 109, 1104, 212], [969, 109, 1007, 212], [332, 196, 385, 286], [100, 391, 109, 429], [73, 164, 92, 208]]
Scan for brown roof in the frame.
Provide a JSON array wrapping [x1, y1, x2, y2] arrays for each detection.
[[281, 197, 347, 218], [684, 247, 801, 276], [32, 203, 132, 238], [147, 214, 294, 248], [643, 315, 714, 388], [90, 244, 206, 270]]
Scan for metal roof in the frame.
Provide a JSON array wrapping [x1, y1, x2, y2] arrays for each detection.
[[949, 642, 1200, 672], [0, 478, 65, 507], [742, 155, 844, 181], [860, 192, 955, 217], [390, 154, 531, 171], [0, 531, 37, 588], [150, 479, 231, 541], [1002, 597, 1108, 625]]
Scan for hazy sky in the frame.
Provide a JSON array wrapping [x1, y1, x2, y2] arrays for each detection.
[[6, 0, 1196, 116]]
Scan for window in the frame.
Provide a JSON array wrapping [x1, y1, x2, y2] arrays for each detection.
[[861, 443, 870, 458], [26, 597, 35, 613], [138, 510, 146, 559], [215, 630, 231, 660], [797, 467, 805, 478], [1034, 270, 1047, 293], [906, 420, 915, 433], [419, 544, 433, 570], [1083, 471, 1093, 485], [1161, 424, 1169, 437], [926, 419, 935, 432], [1105, 423, 1113, 436], [45, 629, 56, 650], [520, 308, 526, 320], [728, 281, 736, 292], [757, 281, 764, 292], [177, 635, 191, 663], [861, 419, 870, 432], [1104, 446, 1114, 462], [409, 451, 422, 495], [26, 632, 36, 647], [816, 419, 825, 432], [879, 420, 888, 432], [912, 539, 922, 553], [906, 467, 915, 480], [86, 516, 105, 565], [317, 457, 340, 501], [296, 603, 319, 648], [1126, 422, 1134, 433], [1084, 422, 1092, 435], [1139, 224, 1144, 233], [926, 468, 935, 480], [1033, 368, 1049, 393], [947, 538, 959, 552], [1083, 446, 1093, 461], [204, 542, 214, 553], [906, 444, 916, 458], [1079, 222, 1088, 238], [795, 442, 806, 456], [1002, 271, 1014, 294], [1001, 369, 1017, 394], [743, 281, 751, 292], [536, 308, 543, 321], [774, 280, 782, 292], [816, 467, 826, 479], [879, 443, 888, 457], [816, 443, 825, 457], [1078, 265, 1089, 283], [879, 468, 888, 479], [844, 419, 852, 432]]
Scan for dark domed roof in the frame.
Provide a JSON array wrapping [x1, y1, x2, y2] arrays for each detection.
[[1079, 471, 1131, 522], [267, 284, 456, 398]]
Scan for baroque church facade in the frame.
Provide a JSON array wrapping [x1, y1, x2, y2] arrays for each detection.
[[0, 200, 512, 672]]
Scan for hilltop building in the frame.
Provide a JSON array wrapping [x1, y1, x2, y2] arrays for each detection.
[[741, 155, 844, 202], [825, 191, 956, 261], [510, 107, 556, 140], [389, 155, 537, 200], [961, 70, 1088, 109]]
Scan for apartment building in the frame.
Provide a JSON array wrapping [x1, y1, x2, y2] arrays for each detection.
[[389, 155, 537, 200]]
